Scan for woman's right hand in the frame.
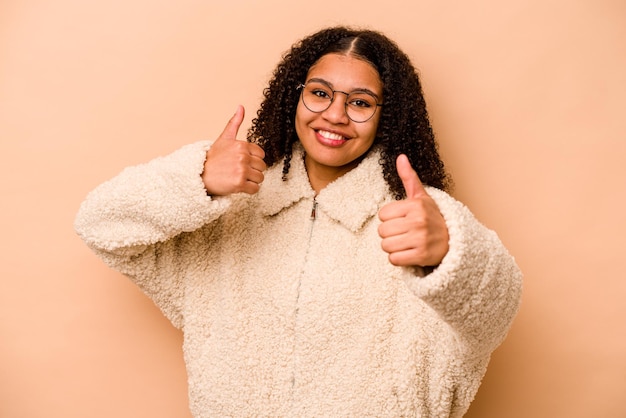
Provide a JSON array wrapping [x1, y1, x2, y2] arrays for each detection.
[[202, 105, 267, 196]]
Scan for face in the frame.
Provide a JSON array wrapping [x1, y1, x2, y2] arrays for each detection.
[[295, 53, 383, 188]]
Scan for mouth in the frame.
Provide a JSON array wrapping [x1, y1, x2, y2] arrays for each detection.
[[316, 129, 350, 146], [318, 129, 347, 140]]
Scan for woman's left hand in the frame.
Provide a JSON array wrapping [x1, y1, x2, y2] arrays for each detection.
[[378, 154, 449, 267]]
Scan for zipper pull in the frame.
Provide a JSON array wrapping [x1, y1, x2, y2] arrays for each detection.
[[310, 199, 318, 220]]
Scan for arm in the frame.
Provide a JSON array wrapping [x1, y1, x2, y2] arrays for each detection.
[[74, 140, 231, 327], [403, 187, 522, 356], [75, 106, 264, 254], [378, 155, 522, 355], [74, 141, 228, 255], [74, 106, 266, 327]]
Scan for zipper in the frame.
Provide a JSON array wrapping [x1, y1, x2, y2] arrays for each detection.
[[291, 196, 317, 407], [310, 198, 318, 220]]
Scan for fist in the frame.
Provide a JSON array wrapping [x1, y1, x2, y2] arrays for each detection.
[[378, 154, 449, 267], [202, 105, 267, 196]]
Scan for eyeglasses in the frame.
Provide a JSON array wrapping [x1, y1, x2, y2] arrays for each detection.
[[297, 80, 383, 123]]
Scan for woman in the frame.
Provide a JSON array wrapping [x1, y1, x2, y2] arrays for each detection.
[[75, 26, 522, 417]]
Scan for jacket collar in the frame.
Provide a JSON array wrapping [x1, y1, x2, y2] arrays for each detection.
[[257, 143, 390, 232]]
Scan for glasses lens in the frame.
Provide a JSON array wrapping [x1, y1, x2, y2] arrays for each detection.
[[302, 82, 333, 113], [300, 82, 379, 123], [345, 92, 377, 123]]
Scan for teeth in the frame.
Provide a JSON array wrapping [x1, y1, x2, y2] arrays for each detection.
[[319, 130, 345, 141]]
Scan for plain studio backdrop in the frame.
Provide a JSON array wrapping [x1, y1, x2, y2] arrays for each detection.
[[1, 1, 625, 417]]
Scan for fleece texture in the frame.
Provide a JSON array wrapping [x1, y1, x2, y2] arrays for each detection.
[[74, 141, 522, 418]]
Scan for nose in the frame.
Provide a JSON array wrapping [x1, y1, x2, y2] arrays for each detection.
[[321, 91, 350, 124]]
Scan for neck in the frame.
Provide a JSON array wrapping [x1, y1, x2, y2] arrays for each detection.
[[304, 155, 360, 195]]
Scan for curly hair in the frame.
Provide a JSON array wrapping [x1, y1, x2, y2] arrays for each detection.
[[247, 26, 452, 198]]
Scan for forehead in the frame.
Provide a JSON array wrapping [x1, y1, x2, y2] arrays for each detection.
[[306, 53, 382, 92]]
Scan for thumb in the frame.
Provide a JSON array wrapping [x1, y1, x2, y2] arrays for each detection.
[[219, 105, 245, 140], [396, 154, 426, 198]]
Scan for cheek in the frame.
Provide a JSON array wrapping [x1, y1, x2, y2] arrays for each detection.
[[294, 103, 311, 138], [359, 119, 380, 143]]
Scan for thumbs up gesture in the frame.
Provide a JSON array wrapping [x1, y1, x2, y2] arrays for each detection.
[[202, 105, 267, 196], [378, 154, 449, 267]]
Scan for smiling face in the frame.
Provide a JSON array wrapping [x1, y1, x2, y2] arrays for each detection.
[[295, 53, 383, 192]]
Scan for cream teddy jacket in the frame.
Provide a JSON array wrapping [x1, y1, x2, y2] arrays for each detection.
[[75, 141, 522, 418]]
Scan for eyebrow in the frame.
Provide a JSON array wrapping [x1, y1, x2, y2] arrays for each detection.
[[307, 77, 382, 101]]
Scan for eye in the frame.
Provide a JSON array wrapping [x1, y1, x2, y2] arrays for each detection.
[[311, 88, 332, 99], [348, 93, 376, 108], [350, 98, 372, 108]]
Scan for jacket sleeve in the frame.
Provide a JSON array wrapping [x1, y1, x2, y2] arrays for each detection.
[[403, 187, 523, 357], [74, 140, 231, 328]]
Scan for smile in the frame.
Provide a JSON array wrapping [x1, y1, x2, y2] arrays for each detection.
[[318, 130, 349, 141], [315, 129, 350, 147]]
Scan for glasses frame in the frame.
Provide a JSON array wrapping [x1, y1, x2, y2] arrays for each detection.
[[297, 81, 383, 123]]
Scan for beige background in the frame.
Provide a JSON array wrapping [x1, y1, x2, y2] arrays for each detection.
[[1, 0, 625, 417]]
